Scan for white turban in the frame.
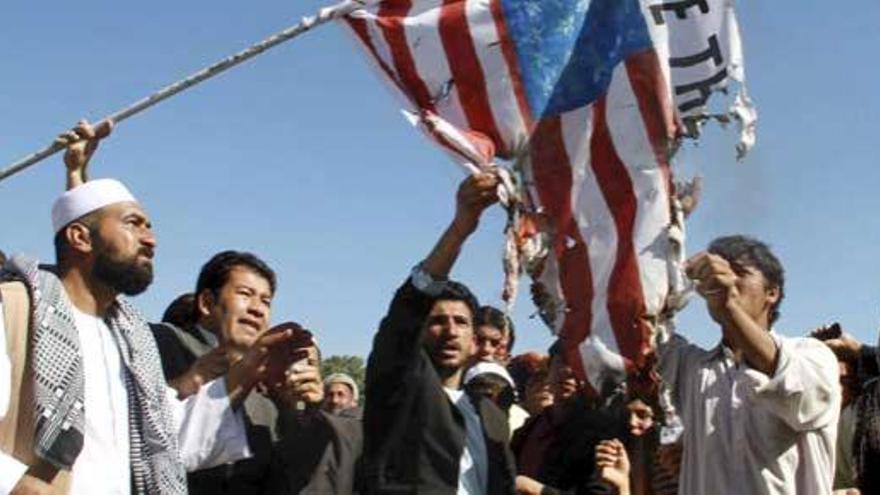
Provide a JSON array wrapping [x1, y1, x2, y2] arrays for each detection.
[[324, 373, 360, 403], [51, 179, 137, 234]]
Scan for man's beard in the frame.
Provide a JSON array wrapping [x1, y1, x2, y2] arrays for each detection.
[[92, 238, 154, 296]]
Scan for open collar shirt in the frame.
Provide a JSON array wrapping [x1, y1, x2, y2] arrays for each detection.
[[0, 301, 251, 495], [658, 330, 840, 495]]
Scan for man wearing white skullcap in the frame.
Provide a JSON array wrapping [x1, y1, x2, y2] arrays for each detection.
[[323, 373, 360, 415], [0, 120, 299, 495], [51, 178, 137, 234]]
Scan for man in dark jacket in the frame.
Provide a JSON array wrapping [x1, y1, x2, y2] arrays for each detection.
[[153, 251, 362, 494], [272, 345, 364, 494], [363, 172, 517, 495]]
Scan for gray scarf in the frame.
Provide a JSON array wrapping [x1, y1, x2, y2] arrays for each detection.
[[1, 255, 186, 494]]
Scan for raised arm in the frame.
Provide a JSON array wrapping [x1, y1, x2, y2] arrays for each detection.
[[365, 173, 500, 440]]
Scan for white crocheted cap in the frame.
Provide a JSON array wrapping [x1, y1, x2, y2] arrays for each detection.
[[463, 361, 516, 390], [324, 373, 360, 403], [51, 179, 137, 233]]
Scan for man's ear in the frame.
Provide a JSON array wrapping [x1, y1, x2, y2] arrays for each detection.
[[765, 285, 781, 307], [65, 222, 94, 255], [196, 289, 215, 321]]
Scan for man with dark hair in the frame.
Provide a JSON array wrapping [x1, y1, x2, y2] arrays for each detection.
[[153, 250, 288, 493], [0, 120, 287, 494], [154, 249, 364, 494], [161, 292, 196, 330], [363, 173, 516, 494], [659, 235, 840, 494], [474, 305, 515, 364]]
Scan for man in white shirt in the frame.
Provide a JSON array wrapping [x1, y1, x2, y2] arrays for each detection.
[[659, 235, 840, 495], [0, 120, 296, 495]]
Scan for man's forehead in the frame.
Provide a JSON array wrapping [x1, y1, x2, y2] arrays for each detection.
[[225, 265, 273, 292], [430, 299, 472, 316], [477, 325, 503, 337], [329, 382, 353, 393], [102, 201, 149, 219]]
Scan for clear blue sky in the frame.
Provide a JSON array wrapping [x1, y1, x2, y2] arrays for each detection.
[[1, 1, 879, 358]]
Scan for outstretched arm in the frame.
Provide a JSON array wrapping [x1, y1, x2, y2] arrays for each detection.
[[54, 119, 113, 190]]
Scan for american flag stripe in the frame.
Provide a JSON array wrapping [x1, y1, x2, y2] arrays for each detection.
[[559, 105, 627, 381], [590, 95, 648, 366], [345, 17, 406, 97], [403, 2, 474, 129], [487, 0, 533, 128], [438, 0, 506, 154], [529, 116, 594, 380], [350, 10, 492, 167], [624, 52, 677, 182], [464, 0, 528, 154], [612, 59, 676, 317], [375, 2, 437, 111]]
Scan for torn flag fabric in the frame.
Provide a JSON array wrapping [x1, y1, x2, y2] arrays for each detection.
[[342, 0, 754, 391]]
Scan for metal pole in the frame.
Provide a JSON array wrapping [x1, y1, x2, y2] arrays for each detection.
[[0, 0, 367, 183]]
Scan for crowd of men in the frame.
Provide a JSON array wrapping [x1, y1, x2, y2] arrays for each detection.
[[0, 119, 877, 495]]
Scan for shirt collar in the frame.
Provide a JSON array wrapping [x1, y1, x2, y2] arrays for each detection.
[[194, 324, 219, 348], [702, 329, 779, 364]]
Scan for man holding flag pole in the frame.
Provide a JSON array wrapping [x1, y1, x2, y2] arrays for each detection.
[[0, 121, 304, 495]]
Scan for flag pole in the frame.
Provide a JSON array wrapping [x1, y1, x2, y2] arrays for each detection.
[[0, 0, 367, 184]]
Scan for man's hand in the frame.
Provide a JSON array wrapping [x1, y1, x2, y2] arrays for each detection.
[[225, 328, 293, 407], [11, 461, 60, 495], [270, 347, 324, 410], [170, 346, 232, 400], [452, 172, 500, 236], [811, 325, 863, 363], [54, 119, 113, 190], [514, 475, 546, 495], [596, 439, 631, 495], [684, 252, 742, 325], [10, 475, 53, 495]]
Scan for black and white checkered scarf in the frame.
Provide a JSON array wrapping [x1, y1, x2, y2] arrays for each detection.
[[1, 255, 186, 494]]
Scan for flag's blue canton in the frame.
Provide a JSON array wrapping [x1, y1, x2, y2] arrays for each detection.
[[500, 0, 653, 118]]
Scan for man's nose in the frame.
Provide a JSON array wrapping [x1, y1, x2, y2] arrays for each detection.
[[141, 231, 157, 249], [247, 301, 267, 320]]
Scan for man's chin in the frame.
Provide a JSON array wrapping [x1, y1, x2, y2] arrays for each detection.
[[433, 356, 465, 375]]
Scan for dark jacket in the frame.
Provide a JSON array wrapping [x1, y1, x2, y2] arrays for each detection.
[[151, 323, 362, 495], [275, 407, 364, 494], [511, 394, 624, 495], [363, 280, 517, 495], [855, 345, 880, 494]]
